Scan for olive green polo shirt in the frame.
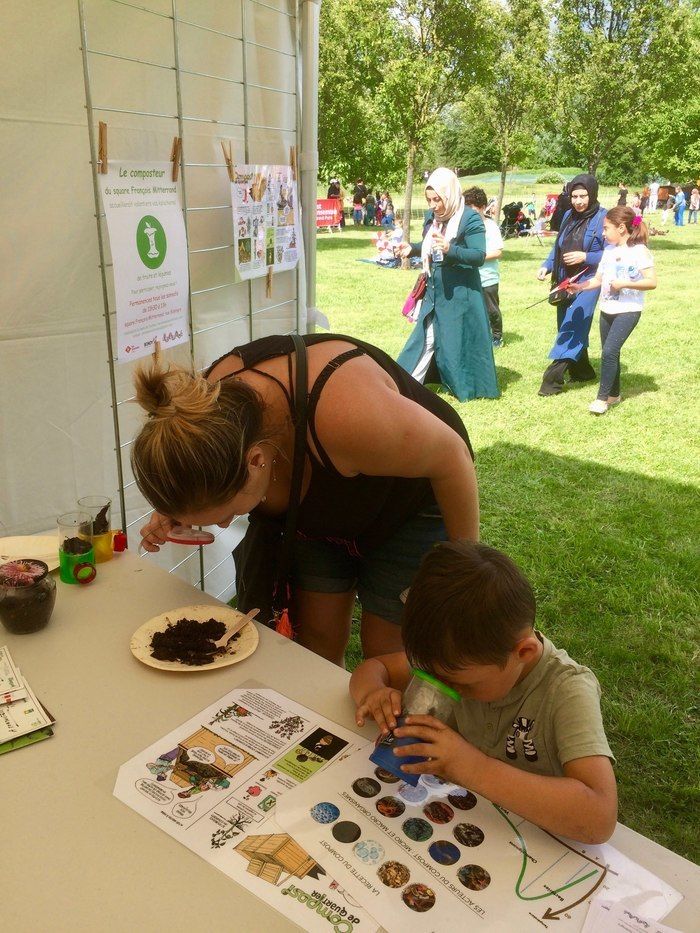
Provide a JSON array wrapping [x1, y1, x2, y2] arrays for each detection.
[[454, 633, 614, 777]]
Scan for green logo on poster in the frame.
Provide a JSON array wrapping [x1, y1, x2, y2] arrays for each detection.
[[137, 215, 167, 268]]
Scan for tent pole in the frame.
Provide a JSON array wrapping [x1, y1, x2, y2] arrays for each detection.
[[299, 0, 321, 335]]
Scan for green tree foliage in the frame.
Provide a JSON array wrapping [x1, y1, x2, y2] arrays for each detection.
[[549, 0, 689, 175], [318, 0, 406, 188]]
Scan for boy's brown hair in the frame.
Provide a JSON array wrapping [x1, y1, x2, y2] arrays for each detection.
[[402, 541, 536, 671]]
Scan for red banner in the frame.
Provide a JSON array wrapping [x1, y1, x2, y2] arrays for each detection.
[[316, 198, 342, 227]]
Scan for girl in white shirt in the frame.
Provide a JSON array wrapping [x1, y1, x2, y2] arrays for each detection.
[[571, 206, 657, 414]]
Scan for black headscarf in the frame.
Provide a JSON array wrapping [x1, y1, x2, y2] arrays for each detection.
[[554, 173, 600, 278]]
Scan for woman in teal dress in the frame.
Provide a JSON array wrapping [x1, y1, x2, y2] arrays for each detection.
[[396, 168, 499, 402]]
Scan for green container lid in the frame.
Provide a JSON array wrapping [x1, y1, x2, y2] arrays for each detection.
[[411, 669, 461, 703]]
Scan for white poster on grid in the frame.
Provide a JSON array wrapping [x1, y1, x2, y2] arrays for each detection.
[[99, 161, 190, 362]]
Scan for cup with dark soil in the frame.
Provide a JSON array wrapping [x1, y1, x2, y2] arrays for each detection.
[[58, 511, 96, 584], [77, 496, 112, 563]]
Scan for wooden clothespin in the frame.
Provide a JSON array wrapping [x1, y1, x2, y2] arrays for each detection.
[[266, 266, 273, 298], [289, 145, 298, 181], [98, 121, 108, 174], [170, 136, 182, 182], [220, 140, 234, 182]]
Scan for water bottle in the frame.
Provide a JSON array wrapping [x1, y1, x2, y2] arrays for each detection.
[[430, 221, 444, 264]]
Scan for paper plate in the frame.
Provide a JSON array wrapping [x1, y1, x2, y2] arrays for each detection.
[[130, 604, 259, 672], [0, 536, 59, 572]]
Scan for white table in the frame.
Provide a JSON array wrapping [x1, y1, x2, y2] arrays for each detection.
[[3, 554, 698, 931]]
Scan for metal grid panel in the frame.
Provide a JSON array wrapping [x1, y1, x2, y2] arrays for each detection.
[[78, 0, 301, 595]]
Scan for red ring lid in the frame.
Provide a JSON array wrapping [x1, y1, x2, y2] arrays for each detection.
[[73, 562, 97, 585], [165, 525, 215, 546]]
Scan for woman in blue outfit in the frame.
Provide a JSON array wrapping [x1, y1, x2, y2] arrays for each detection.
[[537, 174, 606, 396], [396, 168, 499, 402]]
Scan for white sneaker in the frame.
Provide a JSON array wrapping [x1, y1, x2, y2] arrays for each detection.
[[589, 399, 609, 415]]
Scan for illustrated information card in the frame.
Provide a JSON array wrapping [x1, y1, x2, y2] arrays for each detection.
[[231, 164, 300, 280], [114, 687, 381, 932]]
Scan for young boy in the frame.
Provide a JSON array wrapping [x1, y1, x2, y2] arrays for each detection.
[[463, 187, 505, 347], [350, 542, 617, 844]]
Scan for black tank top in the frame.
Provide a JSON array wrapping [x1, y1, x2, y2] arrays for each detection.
[[206, 334, 474, 554]]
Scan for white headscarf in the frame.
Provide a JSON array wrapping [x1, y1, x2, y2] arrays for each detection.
[[422, 167, 465, 273]]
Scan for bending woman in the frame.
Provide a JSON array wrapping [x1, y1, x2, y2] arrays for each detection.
[[396, 168, 499, 402], [537, 174, 606, 396], [133, 334, 478, 666]]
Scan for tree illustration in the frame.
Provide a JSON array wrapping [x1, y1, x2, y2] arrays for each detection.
[[210, 812, 251, 849]]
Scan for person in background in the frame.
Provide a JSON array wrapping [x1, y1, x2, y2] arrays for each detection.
[[326, 178, 344, 232], [352, 178, 367, 226], [380, 192, 395, 227], [648, 179, 660, 212], [536, 174, 606, 396], [549, 183, 571, 232], [364, 190, 377, 226], [688, 188, 699, 224], [661, 195, 674, 225], [570, 207, 656, 415], [673, 186, 687, 226], [640, 185, 650, 215], [617, 182, 628, 206], [631, 193, 641, 214], [396, 168, 499, 401], [464, 186, 505, 348], [350, 541, 617, 844], [375, 190, 383, 226]]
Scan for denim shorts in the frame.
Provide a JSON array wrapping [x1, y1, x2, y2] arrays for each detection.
[[290, 506, 446, 624]]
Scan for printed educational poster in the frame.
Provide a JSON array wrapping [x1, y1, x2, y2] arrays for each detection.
[[114, 688, 381, 932], [99, 161, 190, 361], [277, 745, 682, 933], [231, 164, 300, 280]]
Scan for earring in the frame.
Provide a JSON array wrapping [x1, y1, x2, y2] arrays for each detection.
[[260, 462, 266, 468]]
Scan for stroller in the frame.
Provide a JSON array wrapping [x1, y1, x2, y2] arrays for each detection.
[[501, 201, 532, 239]]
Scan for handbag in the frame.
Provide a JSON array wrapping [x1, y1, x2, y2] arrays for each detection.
[[232, 334, 308, 638], [401, 272, 427, 321]]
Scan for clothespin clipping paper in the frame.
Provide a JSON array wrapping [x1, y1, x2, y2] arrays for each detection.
[[98, 121, 108, 174], [289, 145, 298, 181], [170, 136, 182, 182], [220, 140, 234, 182]]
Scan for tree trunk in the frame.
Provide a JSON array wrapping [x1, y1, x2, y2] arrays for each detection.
[[401, 138, 417, 270], [588, 153, 601, 175], [495, 156, 508, 225]]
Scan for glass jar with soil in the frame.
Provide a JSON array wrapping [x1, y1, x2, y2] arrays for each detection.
[[0, 559, 57, 634], [57, 511, 96, 584]]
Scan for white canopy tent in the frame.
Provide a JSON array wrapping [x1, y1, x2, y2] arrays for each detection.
[[0, 0, 320, 600]]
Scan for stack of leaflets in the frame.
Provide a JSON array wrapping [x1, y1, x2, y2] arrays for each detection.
[[0, 645, 54, 754]]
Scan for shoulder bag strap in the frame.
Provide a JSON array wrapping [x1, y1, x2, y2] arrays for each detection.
[[274, 334, 308, 604]]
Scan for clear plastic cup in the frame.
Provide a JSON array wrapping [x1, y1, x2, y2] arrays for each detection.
[[369, 670, 460, 785], [77, 496, 112, 563], [58, 511, 96, 585]]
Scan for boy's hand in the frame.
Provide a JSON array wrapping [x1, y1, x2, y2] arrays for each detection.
[[393, 715, 485, 785], [609, 278, 626, 292], [355, 688, 403, 734]]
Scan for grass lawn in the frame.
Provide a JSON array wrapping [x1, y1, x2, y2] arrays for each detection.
[[314, 213, 700, 863]]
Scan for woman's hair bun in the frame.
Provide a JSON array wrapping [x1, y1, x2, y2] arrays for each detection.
[[134, 348, 219, 421]]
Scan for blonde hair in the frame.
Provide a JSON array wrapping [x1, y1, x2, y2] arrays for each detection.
[[131, 350, 267, 516]]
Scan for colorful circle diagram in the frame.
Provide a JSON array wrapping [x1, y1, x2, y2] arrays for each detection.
[[402, 883, 436, 912], [353, 839, 385, 865], [310, 802, 340, 824], [377, 861, 411, 888]]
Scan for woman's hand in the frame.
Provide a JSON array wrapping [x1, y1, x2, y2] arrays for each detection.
[[431, 231, 450, 252], [394, 242, 412, 259], [139, 512, 175, 552], [355, 687, 404, 734], [562, 250, 586, 265], [537, 267, 549, 281]]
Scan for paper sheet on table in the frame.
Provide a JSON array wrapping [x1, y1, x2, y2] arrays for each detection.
[[114, 687, 382, 932], [0, 677, 53, 741], [0, 645, 23, 695], [276, 744, 683, 933], [581, 897, 682, 932]]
